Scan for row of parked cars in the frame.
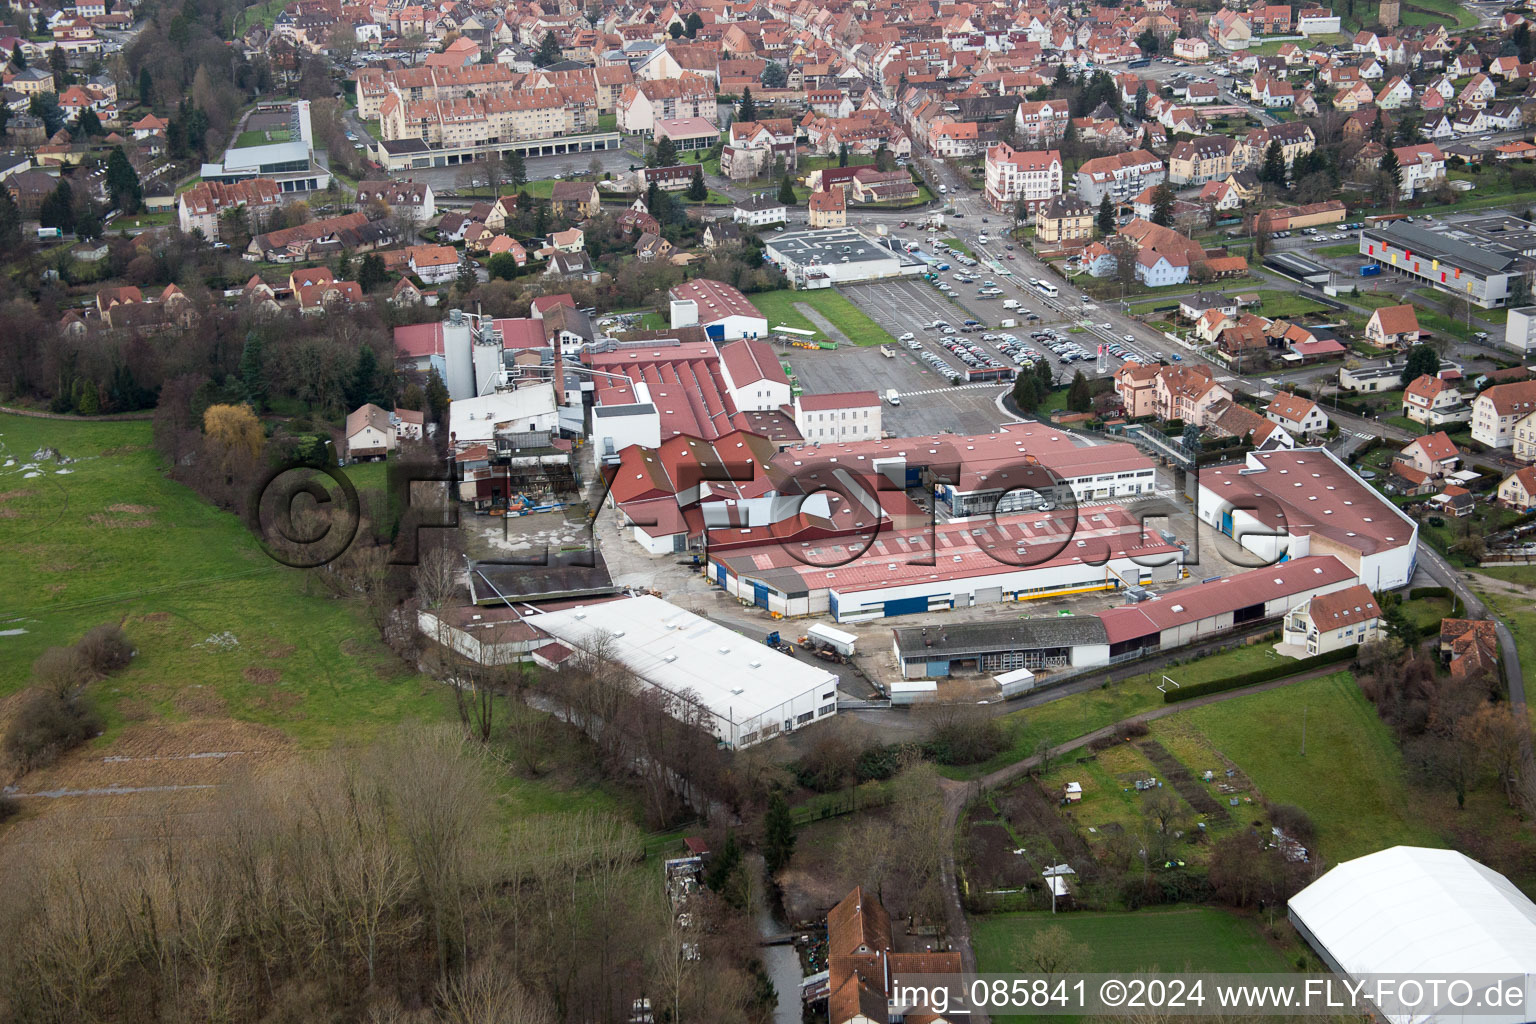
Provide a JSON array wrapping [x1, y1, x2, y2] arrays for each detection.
[[983, 333, 1045, 370], [937, 333, 1008, 373]]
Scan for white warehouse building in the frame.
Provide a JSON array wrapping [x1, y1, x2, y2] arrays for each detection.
[[1290, 846, 1536, 1024], [529, 595, 838, 748], [763, 228, 926, 288], [1197, 447, 1418, 591]]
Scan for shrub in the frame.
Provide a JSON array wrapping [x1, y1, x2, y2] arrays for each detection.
[[0, 793, 17, 824], [31, 646, 90, 696], [78, 623, 132, 677], [2, 689, 102, 773], [1163, 645, 1359, 703], [1266, 803, 1317, 846]]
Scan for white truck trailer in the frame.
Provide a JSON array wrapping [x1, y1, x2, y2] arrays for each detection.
[[807, 623, 858, 657]]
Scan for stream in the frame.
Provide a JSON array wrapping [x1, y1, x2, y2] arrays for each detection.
[[756, 899, 804, 1024]]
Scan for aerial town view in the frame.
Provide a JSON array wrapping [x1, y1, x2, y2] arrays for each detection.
[[5, 0, 1536, 1017]]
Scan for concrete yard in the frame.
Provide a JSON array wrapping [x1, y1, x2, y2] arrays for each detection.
[[781, 338, 1014, 436]]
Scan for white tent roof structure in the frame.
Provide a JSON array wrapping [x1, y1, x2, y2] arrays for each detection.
[[1289, 846, 1536, 1023]]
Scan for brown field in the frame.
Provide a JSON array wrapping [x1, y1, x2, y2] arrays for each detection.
[[1, 707, 295, 855]]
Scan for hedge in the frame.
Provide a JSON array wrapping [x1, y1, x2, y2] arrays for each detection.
[[1163, 644, 1360, 703], [1409, 586, 1450, 600]]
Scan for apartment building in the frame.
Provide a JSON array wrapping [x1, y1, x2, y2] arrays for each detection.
[[1074, 149, 1165, 205], [1473, 380, 1536, 449], [616, 75, 716, 134], [983, 143, 1063, 214], [1167, 136, 1247, 185]]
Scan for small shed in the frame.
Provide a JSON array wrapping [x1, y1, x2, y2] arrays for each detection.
[[889, 680, 939, 705], [994, 666, 1037, 698], [1063, 781, 1083, 803]]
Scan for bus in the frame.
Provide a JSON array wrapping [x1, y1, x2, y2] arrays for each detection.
[[1035, 280, 1059, 298], [1127, 58, 1151, 68]]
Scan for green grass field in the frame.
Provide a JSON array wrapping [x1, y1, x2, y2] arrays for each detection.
[[942, 237, 974, 257], [234, 128, 292, 148], [973, 905, 1293, 978], [752, 287, 896, 347], [941, 642, 1286, 782], [1314, 243, 1359, 258], [1164, 671, 1439, 861], [1248, 289, 1330, 320], [1127, 297, 1182, 316], [0, 414, 634, 821], [0, 415, 447, 747]]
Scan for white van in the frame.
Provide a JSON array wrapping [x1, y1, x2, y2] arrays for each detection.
[[1002, 299, 1020, 310], [885, 388, 901, 406], [939, 184, 948, 194]]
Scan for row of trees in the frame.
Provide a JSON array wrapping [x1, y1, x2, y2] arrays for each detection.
[[0, 722, 772, 1024]]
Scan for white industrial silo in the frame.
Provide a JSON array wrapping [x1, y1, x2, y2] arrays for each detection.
[[472, 319, 504, 395], [442, 308, 475, 401]]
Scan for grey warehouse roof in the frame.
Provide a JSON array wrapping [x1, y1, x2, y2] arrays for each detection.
[[1363, 221, 1518, 277], [467, 551, 618, 606], [893, 616, 1109, 659], [767, 227, 924, 267]]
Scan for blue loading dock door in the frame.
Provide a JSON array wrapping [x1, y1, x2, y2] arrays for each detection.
[[884, 595, 929, 617]]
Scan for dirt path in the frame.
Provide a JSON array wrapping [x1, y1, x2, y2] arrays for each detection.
[[795, 304, 856, 347], [933, 662, 1353, 1024]]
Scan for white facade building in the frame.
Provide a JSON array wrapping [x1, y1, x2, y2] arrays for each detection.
[[792, 391, 882, 442], [530, 595, 839, 748], [1197, 447, 1418, 590]]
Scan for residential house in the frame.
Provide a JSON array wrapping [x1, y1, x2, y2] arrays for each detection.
[[354, 179, 435, 225], [701, 220, 741, 249], [485, 194, 520, 231], [177, 178, 283, 241], [1135, 247, 1190, 287], [1012, 99, 1071, 145], [733, 194, 787, 227], [1376, 76, 1413, 110], [545, 250, 598, 281], [1265, 391, 1329, 436], [297, 279, 363, 314], [1392, 143, 1446, 197], [1366, 304, 1420, 348], [1282, 584, 1381, 656], [1403, 373, 1469, 427], [549, 181, 600, 219], [1431, 484, 1475, 517], [1113, 361, 1161, 418], [1209, 8, 1253, 48], [1497, 466, 1536, 510], [1168, 136, 1246, 186], [1035, 195, 1094, 246], [1515, 409, 1536, 463], [1397, 431, 1462, 479], [808, 189, 846, 229], [634, 232, 674, 262], [1440, 618, 1500, 679], [346, 403, 398, 460], [1154, 363, 1231, 426], [410, 244, 461, 285], [1473, 380, 1536, 448], [1173, 37, 1210, 60]]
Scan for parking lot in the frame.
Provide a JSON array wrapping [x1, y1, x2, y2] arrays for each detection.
[[780, 338, 1012, 436]]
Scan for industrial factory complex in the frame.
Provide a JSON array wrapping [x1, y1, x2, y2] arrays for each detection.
[[398, 282, 1424, 745]]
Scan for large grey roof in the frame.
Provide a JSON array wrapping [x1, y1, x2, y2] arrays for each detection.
[[467, 551, 618, 605], [1363, 221, 1518, 277], [893, 616, 1108, 659]]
